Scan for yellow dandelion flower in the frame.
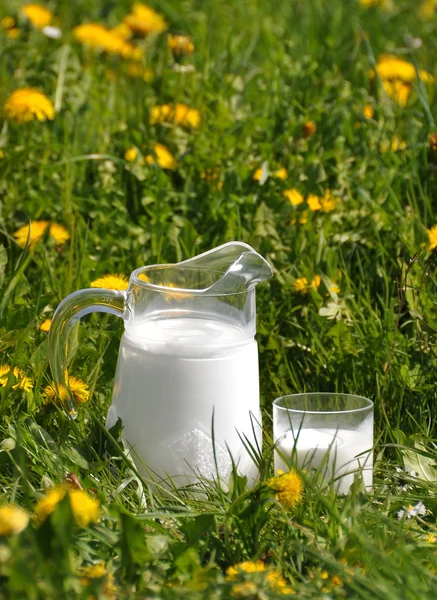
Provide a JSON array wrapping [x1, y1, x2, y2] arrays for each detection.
[[39, 319, 52, 332], [293, 277, 310, 294], [363, 104, 374, 119], [34, 486, 101, 527], [227, 561, 266, 579], [167, 34, 194, 56], [382, 80, 412, 107], [6, 28, 20, 39], [4, 88, 54, 124], [43, 375, 90, 405], [125, 63, 154, 81], [329, 283, 341, 293], [13, 221, 69, 247], [124, 3, 168, 36], [150, 103, 200, 128], [266, 571, 296, 595], [303, 121, 317, 137], [145, 143, 178, 170], [321, 571, 329, 580], [274, 167, 288, 179], [124, 147, 138, 162], [374, 54, 433, 84], [267, 468, 304, 509], [425, 533, 437, 543], [79, 563, 117, 599], [1, 17, 15, 30], [320, 189, 337, 212], [311, 275, 321, 291], [419, 0, 437, 18], [284, 189, 304, 206], [73, 23, 142, 61], [360, 0, 392, 8], [231, 581, 258, 597], [49, 223, 70, 244], [0, 365, 33, 392], [90, 273, 129, 291], [69, 489, 101, 527], [109, 23, 132, 40], [331, 576, 343, 586], [307, 194, 322, 211], [380, 136, 407, 153], [429, 133, 437, 152], [299, 211, 308, 224], [427, 225, 437, 250], [0, 505, 30, 536], [21, 3, 53, 29]]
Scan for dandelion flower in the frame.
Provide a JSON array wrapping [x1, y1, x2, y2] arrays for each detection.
[[293, 277, 310, 294], [4, 88, 54, 124], [110, 23, 132, 40], [1, 17, 15, 30], [267, 468, 304, 509], [125, 63, 154, 81], [34, 486, 101, 527], [21, 4, 53, 29], [329, 283, 341, 293], [124, 3, 168, 36], [427, 225, 437, 250], [6, 28, 20, 39], [13, 221, 69, 247], [320, 189, 337, 212], [90, 273, 129, 291], [274, 167, 288, 179], [227, 561, 266, 578], [266, 571, 296, 595], [0, 365, 33, 392], [0, 505, 30, 536], [79, 563, 117, 599], [39, 319, 51, 332], [150, 103, 200, 128], [284, 189, 304, 206], [167, 34, 194, 56], [375, 54, 432, 83], [380, 136, 407, 153], [311, 275, 321, 291], [363, 104, 374, 119], [429, 133, 437, 152], [307, 194, 322, 211], [303, 121, 317, 137], [124, 147, 138, 162], [382, 80, 412, 107], [145, 143, 178, 170], [43, 375, 90, 405], [231, 581, 258, 597], [252, 165, 287, 182], [73, 23, 142, 61]]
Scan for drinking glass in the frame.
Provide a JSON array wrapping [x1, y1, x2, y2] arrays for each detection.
[[273, 393, 373, 493]]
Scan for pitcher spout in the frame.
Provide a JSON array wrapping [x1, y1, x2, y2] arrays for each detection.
[[179, 241, 273, 295]]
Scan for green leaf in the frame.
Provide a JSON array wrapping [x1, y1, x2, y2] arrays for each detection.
[[0, 244, 7, 288], [403, 436, 437, 482], [181, 514, 215, 545]]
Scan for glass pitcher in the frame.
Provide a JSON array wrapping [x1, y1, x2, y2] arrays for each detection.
[[48, 242, 272, 488]]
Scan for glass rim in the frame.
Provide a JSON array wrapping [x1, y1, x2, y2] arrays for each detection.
[[273, 393, 373, 415], [130, 265, 253, 297]]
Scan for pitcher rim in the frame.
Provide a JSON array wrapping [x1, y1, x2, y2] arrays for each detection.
[[130, 264, 255, 297]]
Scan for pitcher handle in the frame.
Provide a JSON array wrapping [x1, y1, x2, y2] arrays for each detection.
[[48, 288, 128, 418]]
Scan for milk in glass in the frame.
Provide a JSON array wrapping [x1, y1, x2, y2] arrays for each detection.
[[107, 312, 261, 487], [275, 427, 373, 494]]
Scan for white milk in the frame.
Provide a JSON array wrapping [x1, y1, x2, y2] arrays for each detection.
[[275, 428, 373, 494], [107, 314, 261, 488]]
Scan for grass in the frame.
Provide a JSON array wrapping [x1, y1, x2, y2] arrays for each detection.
[[1, 0, 437, 597]]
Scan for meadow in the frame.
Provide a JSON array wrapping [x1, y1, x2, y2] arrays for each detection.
[[1, 0, 437, 597]]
